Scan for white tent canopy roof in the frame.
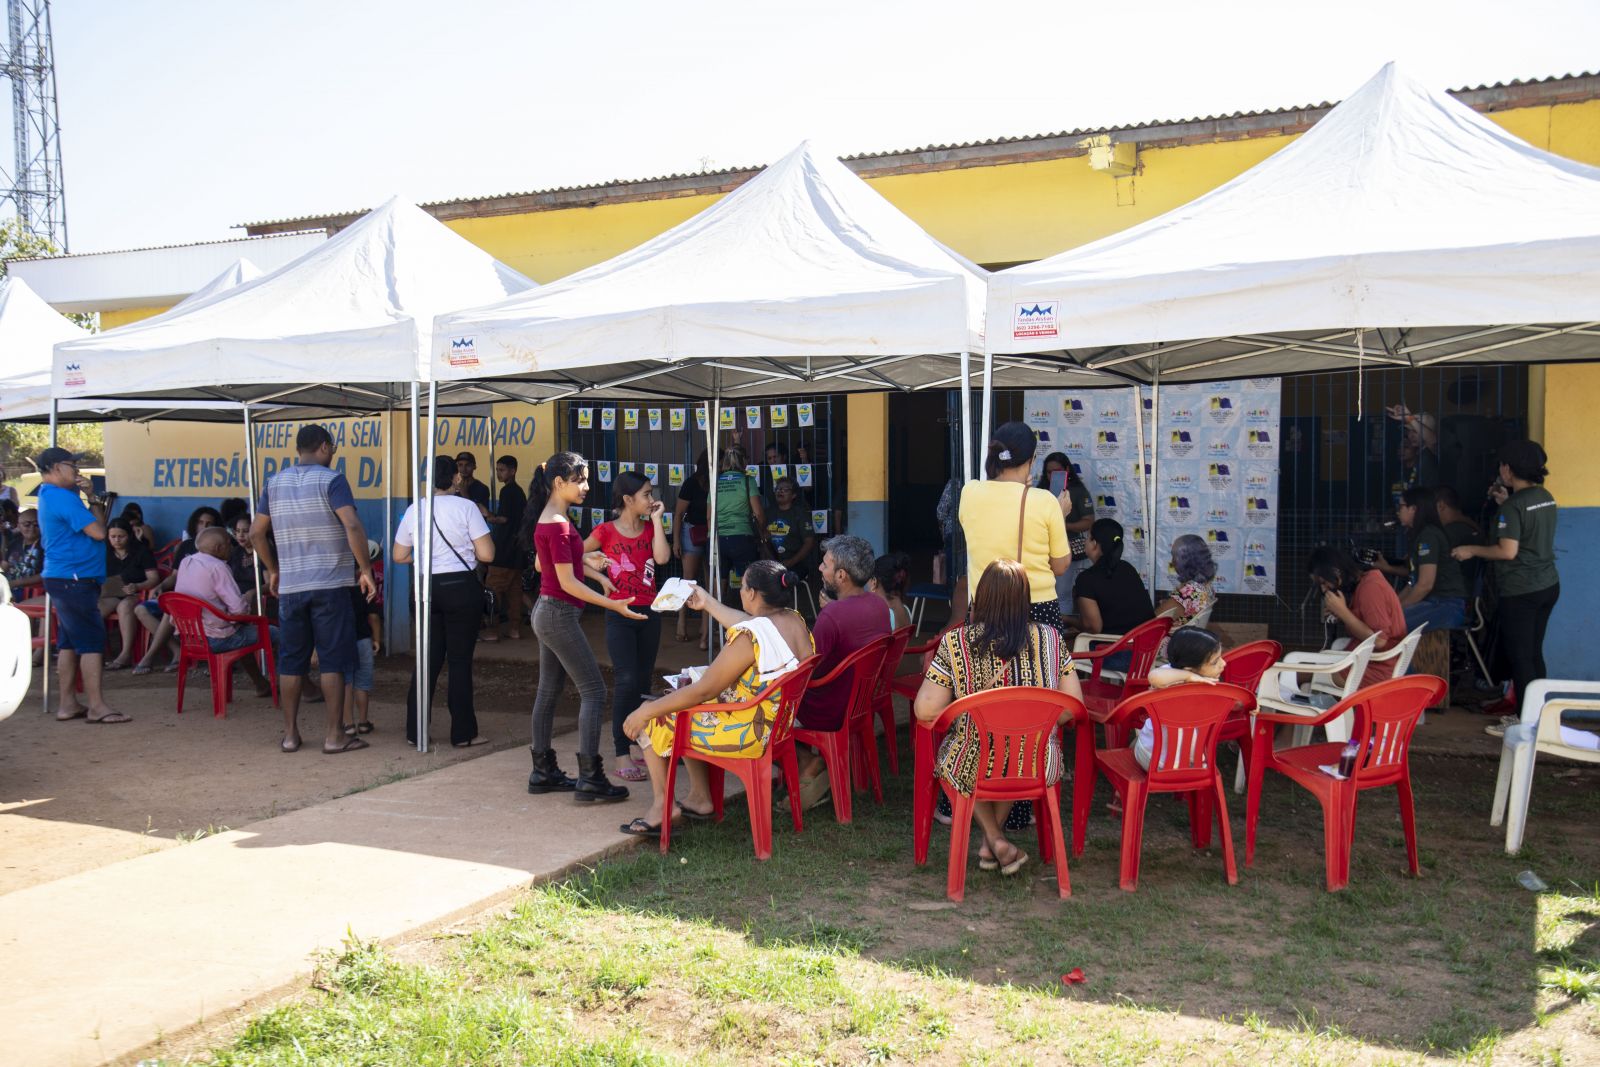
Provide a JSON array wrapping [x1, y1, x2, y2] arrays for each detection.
[[53, 197, 535, 409], [433, 141, 1119, 399], [0, 277, 90, 421], [989, 63, 1600, 382], [170, 257, 262, 312]]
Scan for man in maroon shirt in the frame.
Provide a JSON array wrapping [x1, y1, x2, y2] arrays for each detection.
[[792, 534, 892, 809]]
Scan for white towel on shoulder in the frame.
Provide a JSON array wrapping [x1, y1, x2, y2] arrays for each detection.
[[727, 615, 800, 684]]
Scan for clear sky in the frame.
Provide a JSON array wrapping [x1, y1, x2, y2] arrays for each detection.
[[45, 0, 1600, 254]]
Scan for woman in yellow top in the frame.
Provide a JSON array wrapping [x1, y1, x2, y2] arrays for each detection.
[[622, 559, 814, 835], [958, 421, 1074, 634]]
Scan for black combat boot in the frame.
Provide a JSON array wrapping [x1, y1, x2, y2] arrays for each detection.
[[573, 753, 630, 803], [527, 747, 576, 794]]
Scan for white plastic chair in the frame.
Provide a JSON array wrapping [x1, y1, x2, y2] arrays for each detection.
[[1491, 679, 1600, 855], [1288, 626, 1426, 742], [0, 574, 30, 724], [1254, 632, 1380, 747]]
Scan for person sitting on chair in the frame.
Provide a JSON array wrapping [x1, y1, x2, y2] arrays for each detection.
[[1154, 533, 1217, 628], [173, 527, 275, 698], [1306, 545, 1406, 688]]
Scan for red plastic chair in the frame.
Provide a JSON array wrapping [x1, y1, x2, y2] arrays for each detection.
[[932, 686, 1081, 902], [890, 627, 950, 703], [1246, 674, 1446, 891], [1075, 616, 1173, 747], [159, 592, 278, 718], [784, 634, 893, 824], [1218, 640, 1284, 792], [153, 538, 182, 576], [868, 625, 914, 776], [1093, 683, 1255, 891], [659, 656, 819, 861]]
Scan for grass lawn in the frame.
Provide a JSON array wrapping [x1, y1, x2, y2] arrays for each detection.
[[171, 743, 1597, 1065]]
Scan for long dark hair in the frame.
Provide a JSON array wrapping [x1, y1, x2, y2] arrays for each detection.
[[984, 421, 1037, 480], [106, 516, 136, 552], [612, 470, 651, 516], [522, 451, 587, 547], [1307, 545, 1361, 597], [1035, 451, 1082, 490], [1399, 486, 1439, 539], [185, 506, 222, 540], [969, 558, 1031, 661], [692, 449, 710, 490], [1087, 518, 1125, 575], [872, 552, 910, 598]]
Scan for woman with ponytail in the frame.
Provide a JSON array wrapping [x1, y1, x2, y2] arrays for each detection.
[[621, 559, 814, 835], [522, 451, 645, 804], [957, 421, 1075, 633], [1070, 517, 1154, 638]]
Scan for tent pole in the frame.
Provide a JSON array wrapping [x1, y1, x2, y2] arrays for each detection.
[[706, 379, 721, 664], [1148, 359, 1162, 597], [40, 397, 55, 714], [980, 346, 994, 479], [383, 403, 393, 658], [242, 404, 266, 673], [409, 382, 425, 751], [958, 351, 973, 485], [420, 380, 440, 753]]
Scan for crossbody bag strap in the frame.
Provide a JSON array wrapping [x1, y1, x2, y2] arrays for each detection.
[[1015, 483, 1029, 561], [428, 500, 486, 587]]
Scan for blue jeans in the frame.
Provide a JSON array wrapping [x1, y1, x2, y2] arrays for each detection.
[[1402, 597, 1466, 634], [277, 587, 356, 676], [43, 577, 105, 654], [209, 624, 279, 655]]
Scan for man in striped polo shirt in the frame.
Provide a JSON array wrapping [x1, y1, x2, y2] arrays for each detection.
[[251, 424, 378, 754]]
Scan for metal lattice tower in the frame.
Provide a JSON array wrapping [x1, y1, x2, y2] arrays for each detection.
[[0, 0, 64, 249]]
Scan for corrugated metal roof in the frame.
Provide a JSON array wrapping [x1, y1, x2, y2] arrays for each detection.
[[13, 228, 328, 263], [240, 71, 1600, 230]]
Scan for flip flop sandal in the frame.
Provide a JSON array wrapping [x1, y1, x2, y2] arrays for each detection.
[[978, 850, 999, 871], [322, 737, 370, 755], [619, 817, 663, 836], [1000, 850, 1030, 877], [130, 664, 153, 677], [357, 721, 375, 735], [281, 737, 302, 753], [680, 805, 716, 821], [104, 661, 130, 672], [616, 760, 648, 782], [86, 712, 132, 724]]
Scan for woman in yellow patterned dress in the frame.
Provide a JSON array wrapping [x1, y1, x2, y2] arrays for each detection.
[[914, 558, 1083, 877], [621, 560, 814, 835]]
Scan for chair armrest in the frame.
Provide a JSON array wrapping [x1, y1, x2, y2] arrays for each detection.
[[1254, 701, 1348, 727], [1280, 650, 1346, 667], [222, 612, 270, 626], [1072, 632, 1119, 655]]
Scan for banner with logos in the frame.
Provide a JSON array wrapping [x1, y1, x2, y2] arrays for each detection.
[[1024, 377, 1281, 595]]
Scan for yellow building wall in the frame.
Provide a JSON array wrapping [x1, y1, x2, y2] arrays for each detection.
[[100, 305, 169, 329]]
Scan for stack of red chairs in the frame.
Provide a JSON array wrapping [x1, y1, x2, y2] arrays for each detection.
[[867, 625, 913, 776]]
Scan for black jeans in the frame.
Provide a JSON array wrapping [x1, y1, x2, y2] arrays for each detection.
[[606, 610, 663, 757], [1497, 583, 1560, 699], [406, 573, 481, 746]]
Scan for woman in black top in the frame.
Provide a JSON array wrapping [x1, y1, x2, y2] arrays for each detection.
[[1070, 518, 1155, 638], [672, 450, 711, 644], [101, 517, 161, 669]]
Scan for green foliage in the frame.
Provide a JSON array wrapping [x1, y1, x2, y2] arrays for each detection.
[[0, 215, 60, 270], [0, 421, 104, 472]]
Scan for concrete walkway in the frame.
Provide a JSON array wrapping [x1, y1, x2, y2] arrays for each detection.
[[0, 730, 653, 1067]]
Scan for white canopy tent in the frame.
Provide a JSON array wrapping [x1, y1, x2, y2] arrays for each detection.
[[168, 257, 262, 313], [0, 276, 89, 421], [988, 62, 1600, 591], [49, 197, 537, 748]]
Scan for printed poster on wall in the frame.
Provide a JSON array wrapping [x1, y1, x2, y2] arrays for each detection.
[[695, 408, 708, 431], [644, 462, 659, 483], [600, 408, 616, 431], [670, 408, 686, 431], [590, 508, 605, 527], [720, 407, 736, 429], [648, 409, 662, 431], [797, 403, 815, 427], [771, 463, 788, 480], [1024, 378, 1281, 595], [668, 463, 685, 486], [770, 404, 789, 428], [795, 463, 813, 487], [597, 460, 612, 482], [623, 408, 639, 431], [577, 408, 593, 429], [745, 405, 762, 429]]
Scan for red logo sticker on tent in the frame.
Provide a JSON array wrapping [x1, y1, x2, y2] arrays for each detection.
[[1013, 301, 1059, 339], [63, 361, 86, 388], [447, 336, 479, 368]]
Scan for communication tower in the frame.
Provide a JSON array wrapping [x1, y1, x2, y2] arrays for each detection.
[[0, 0, 65, 248]]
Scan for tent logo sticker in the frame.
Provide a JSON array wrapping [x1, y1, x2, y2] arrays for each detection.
[[447, 336, 479, 368], [63, 361, 85, 387], [1012, 300, 1059, 339]]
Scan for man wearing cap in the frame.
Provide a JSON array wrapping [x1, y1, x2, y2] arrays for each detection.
[[454, 451, 491, 511], [36, 447, 126, 723]]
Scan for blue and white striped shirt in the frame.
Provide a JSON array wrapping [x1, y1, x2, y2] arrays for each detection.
[[259, 463, 356, 595]]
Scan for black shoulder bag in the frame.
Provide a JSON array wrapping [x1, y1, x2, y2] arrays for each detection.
[[431, 502, 496, 621]]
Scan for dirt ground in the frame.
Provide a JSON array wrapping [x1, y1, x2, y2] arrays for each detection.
[[0, 616, 712, 895]]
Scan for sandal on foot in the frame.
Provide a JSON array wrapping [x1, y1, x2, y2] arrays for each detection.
[[615, 759, 648, 782], [323, 737, 370, 755], [104, 660, 130, 672], [998, 847, 1030, 877], [87, 712, 132, 724], [680, 804, 716, 821], [619, 817, 663, 836], [356, 721, 375, 735], [130, 664, 153, 677], [281, 737, 302, 753], [977, 847, 998, 872]]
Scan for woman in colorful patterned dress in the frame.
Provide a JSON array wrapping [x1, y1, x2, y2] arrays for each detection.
[[1155, 533, 1218, 627], [914, 558, 1083, 878], [621, 560, 815, 835]]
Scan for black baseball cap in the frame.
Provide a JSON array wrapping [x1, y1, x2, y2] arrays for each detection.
[[34, 447, 81, 471]]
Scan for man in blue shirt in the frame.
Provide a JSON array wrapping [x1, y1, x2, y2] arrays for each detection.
[[251, 424, 377, 754], [36, 447, 126, 723]]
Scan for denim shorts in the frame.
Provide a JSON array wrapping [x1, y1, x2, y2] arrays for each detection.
[[277, 586, 356, 676], [351, 637, 374, 692], [43, 577, 105, 655]]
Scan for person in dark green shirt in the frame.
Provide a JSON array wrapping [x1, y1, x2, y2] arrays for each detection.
[[1386, 487, 1467, 633], [1453, 441, 1560, 702]]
